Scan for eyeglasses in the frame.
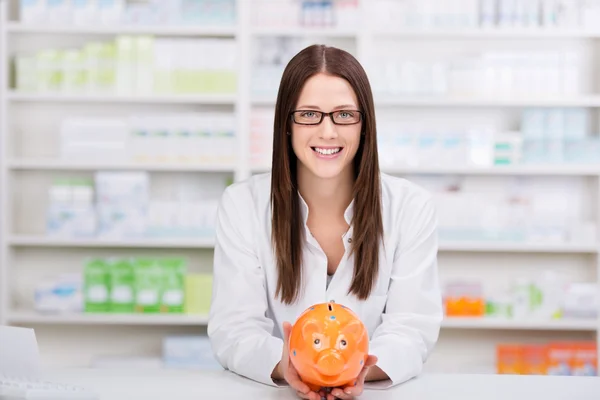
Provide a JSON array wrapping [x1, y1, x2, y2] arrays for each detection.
[[290, 110, 363, 126]]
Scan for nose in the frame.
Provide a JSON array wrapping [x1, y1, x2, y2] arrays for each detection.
[[316, 351, 345, 377], [319, 115, 338, 140]]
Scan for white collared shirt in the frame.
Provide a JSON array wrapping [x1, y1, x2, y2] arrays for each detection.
[[207, 172, 442, 389]]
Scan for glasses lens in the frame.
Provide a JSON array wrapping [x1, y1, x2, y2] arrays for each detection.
[[293, 111, 322, 124], [333, 111, 361, 124]]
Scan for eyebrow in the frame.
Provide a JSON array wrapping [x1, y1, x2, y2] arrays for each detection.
[[296, 104, 358, 110]]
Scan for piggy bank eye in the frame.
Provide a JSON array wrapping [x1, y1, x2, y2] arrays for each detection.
[[313, 338, 322, 349], [339, 339, 348, 350]]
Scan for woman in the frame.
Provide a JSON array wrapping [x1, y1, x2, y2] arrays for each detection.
[[208, 44, 442, 400]]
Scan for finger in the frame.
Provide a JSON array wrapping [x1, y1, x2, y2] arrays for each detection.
[[364, 355, 378, 368], [330, 388, 354, 399], [288, 376, 311, 396], [343, 373, 367, 397], [299, 390, 320, 400], [296, 390, 311, 400], [283, 321, 293, 341]]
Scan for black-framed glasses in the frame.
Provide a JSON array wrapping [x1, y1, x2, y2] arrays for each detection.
[[290, 110, 363, 126]]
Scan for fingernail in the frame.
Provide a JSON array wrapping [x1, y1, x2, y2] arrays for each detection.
[[345, 388, 352, 394]]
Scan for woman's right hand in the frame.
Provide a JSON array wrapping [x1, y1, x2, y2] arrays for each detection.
[[275, 321, 323, 400]]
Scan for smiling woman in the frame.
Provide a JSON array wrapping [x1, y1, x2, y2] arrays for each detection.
[[208, 44, 443, 400]]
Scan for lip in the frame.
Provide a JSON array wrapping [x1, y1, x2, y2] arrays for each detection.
[[311, 146, 344, 160]]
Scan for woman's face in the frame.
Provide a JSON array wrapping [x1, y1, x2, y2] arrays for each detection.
[[290, 73, 362, 180]]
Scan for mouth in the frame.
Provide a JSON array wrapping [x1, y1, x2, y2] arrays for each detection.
[[311, 146, 343, 158]]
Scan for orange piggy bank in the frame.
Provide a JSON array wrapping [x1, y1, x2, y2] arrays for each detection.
[[289, 302, 368, 390]]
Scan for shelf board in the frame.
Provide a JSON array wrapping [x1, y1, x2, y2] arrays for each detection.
[[251, 26, 357, 37], [371, 28, 600, 39], [373, 95, 600, 107], [7, 92, 237, 105], [254, 95, 600, 107], [8, 159, 237, 173], [383, 165, 600, 176], [254, 165, 600, 177], [443, 317, 598, 331], [8, 236, 215, 249], [438, 241, 598, 254], [6, 22, 237, 37], [8, 312, 209, 326]]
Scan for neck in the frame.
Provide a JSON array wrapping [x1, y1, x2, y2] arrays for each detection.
[[297, 165, 354, 217]]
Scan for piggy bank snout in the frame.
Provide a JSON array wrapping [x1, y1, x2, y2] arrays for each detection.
[[316, 350, 346, 376]]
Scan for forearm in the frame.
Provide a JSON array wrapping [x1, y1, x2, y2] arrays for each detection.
[[271, 362, 284, 381], [365, 365, 389, 382]]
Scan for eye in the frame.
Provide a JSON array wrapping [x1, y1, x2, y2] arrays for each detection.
[[301, 111, 318, 119], [338, 111, 352, 118], [313, 338, 322, 349], [339, 339, 348, 349]]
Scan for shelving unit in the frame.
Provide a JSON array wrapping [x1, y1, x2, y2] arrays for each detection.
[[441, 318, 598, 331], [6, 22, 237, 37], [7, 91, 238, 104], [1, 0, 599, 375], [7, 159, 237, 172], [7, 235, 216, 249], [7, 311, 209, 326]]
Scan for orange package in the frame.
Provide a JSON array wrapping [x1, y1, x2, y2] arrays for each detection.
[[445, 295, 485, 317], [444, 282, 485, 317], [547, 342, 574, 376], [572, 342, 597, 376], [497, 345, 524, 375], [522, 345, 548, 375]]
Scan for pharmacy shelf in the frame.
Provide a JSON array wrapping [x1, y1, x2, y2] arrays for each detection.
[[8, 236, 215, 249], [438, 241, 599, 254], [251, 26, 357, 37], [7, 92, 237, 105], [442, 317, 598, 331], [8, 311, 209, 326], [254, 94, 600, 108], [383, 165, 600, 177], [6, 22, 237, 37], [373, 95, 600, 108], [10, 312, 596, 330], [9, 236, 595, 254], [254, 165, 600, 177], [8, 159, 237, 173], [371, 28, 600, 39]]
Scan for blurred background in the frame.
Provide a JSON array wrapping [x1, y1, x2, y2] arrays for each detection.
[[0, 0, 599, 377]]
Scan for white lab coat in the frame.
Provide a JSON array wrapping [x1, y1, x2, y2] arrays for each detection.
[[207, 172, 442, 389]]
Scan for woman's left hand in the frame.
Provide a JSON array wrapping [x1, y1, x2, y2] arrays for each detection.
[[325, 355, 378, 400]]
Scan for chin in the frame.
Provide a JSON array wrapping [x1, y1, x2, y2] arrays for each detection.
[[308, 165, 346, 180]]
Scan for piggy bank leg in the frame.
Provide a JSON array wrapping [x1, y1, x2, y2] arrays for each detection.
[[306, 382, 321, 393]]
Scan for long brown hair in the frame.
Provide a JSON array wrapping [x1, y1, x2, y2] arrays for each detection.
[[271, 44, 383, 305]]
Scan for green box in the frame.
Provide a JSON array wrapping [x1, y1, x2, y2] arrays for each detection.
[[134, 258, 163, 313], [36, 49, 63, 92], [184, 274, 212, 315], [160, 258, 186, 313], [84, 258, 110, 313], [109, 258, 135, 313]]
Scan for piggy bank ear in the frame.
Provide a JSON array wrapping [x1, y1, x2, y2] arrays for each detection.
[[341, 320, 365, 340], [302, 319, 321, 340]]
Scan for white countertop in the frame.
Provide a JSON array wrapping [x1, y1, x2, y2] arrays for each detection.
[[42, 368, 600, 400]]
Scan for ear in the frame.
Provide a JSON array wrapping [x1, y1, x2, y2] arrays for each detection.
[[302, 319, 321, 340], [341, 320, 365, 340]]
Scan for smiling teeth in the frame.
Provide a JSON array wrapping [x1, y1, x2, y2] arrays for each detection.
[[314, 147, 341, 155]]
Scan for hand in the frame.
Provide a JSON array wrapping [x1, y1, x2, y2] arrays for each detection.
[[325, 355, 378, 400], [275, 321, 322, 400]]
